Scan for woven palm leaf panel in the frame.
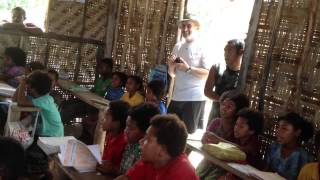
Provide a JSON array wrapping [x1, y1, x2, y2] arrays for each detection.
[[46, 0, 108, 41], [83, 0, 108, 40], [243, 0, 320, 157], [20, 36, 48, 65], [46, 0, 84, 38], [112, 0, 181, 80]]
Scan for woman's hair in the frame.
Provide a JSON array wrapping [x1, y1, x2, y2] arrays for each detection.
[[236, 108, 264, 135], [27, 71, 52, 96], [112, 72, 127, 87], [108, 100, 130, 131], [4, 47, 26, 66], [227, 39, 244, 55], [221, 90, 250, 113], [147, 80, 165, 100], [150, 114, 188, 158], [128, 75, 143, 91], [278, 112, 314, 141]]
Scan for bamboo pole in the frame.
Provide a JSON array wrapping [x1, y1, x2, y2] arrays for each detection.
[[293, 0, 319, 110], [238, 0, 263, 92], [120, 0, 134, 72], [258, 0, 284, 111], [105, 0, 119, 57], [111, 0, 124, 71]]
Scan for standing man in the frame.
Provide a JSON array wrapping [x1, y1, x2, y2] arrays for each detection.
[[168, 17, 211, 134], [204, 39, 244, 122]]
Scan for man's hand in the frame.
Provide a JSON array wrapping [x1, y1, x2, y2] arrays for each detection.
[[174, 57, 190, 72]]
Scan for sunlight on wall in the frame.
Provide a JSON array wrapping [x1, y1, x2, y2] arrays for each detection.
[[187, 0, 255, 67]]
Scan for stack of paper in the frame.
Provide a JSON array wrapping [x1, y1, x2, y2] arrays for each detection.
[[38, 137, 101, 173], [227, 163, 285, 180]]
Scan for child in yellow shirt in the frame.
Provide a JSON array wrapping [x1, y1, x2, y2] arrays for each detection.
[[121, 75, 144, 107]]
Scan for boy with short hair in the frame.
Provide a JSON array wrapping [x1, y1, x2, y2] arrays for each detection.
[[145, 80, 167, 114], [119, 103, 160, 174], [16, 70, 64, 137], [115, 114, 199, 180]]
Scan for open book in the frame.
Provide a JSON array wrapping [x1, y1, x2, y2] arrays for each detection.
[[38, 137, 102, 173], [227, 163, 285, 180]]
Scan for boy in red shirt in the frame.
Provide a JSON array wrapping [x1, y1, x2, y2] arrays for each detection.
[[115, 114, 199, 180], [96, 100, 129, 174]]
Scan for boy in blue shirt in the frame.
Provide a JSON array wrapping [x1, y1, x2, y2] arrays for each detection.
[[16, 70, 64, 137]]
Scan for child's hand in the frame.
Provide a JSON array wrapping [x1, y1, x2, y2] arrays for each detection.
[[16, 75, 26, 84], [202, 132, 221, 144], [96, 161, 113, 174]]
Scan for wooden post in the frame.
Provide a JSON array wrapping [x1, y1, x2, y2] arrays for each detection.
[[105, 0, 119, 57], [74, 0, 88, 82], [167, 0, 186, 107], [111, 0, 124, 71], [136, 0, 150, 75], [293, 0, 319, 110], [120, 0, 134, 72], [258, 0, 284, 111], [158, 0, 174, 64], [238, 0, 263, 92]]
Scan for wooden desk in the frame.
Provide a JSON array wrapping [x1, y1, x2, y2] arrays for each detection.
[[0, 82, 15, 102], [53, 156, 113, 180], [187, 140, 253, 180], [58, 80, 109, 152]]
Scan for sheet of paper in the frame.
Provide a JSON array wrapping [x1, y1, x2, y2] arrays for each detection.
[[87, 144, 102, 164]]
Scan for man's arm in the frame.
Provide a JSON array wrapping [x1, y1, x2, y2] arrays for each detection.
[[175, 57, 209, 79], [204, 66, 220, 101]]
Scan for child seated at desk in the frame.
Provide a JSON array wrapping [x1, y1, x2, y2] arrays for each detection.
[[105, 72, 127, 101], [119, 103, 160, 174], [121, 75, 144, 107], [0, 47, 26, 88], [265, 112, 314, 180], [115, 114, 198, 180], [197, 90, 249, 179], [16, 70, 64, 137], [298, 155, 320, 180], [96, 100, 129, 174], [145, 80, 167, 114], [91, 58, 113, 97]]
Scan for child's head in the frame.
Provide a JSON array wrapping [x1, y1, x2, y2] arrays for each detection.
[[126, 75, 143, 93], [146, 80, 165, 103], [26, 70, 52, 97], [25, 61, 45, 74], [4, 47, 26, 67], [125, 103, 160, 144], [48, 69, 59, 87], [234, 108, 264, 139], [0, 137, 25, 180], [139, 114, 188, 163], [219, 90, 249, 120], [97, 58, 113, 76], [103, 100, 130, 133], [111, 72, 127, 88], [276, 112, 314, 145]]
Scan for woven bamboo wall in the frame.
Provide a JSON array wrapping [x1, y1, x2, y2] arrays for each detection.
[[46, 0, 108, 41], [242, 0, 320, 157], [0, 30, 104, 86], [112, 0, 182, 80]]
